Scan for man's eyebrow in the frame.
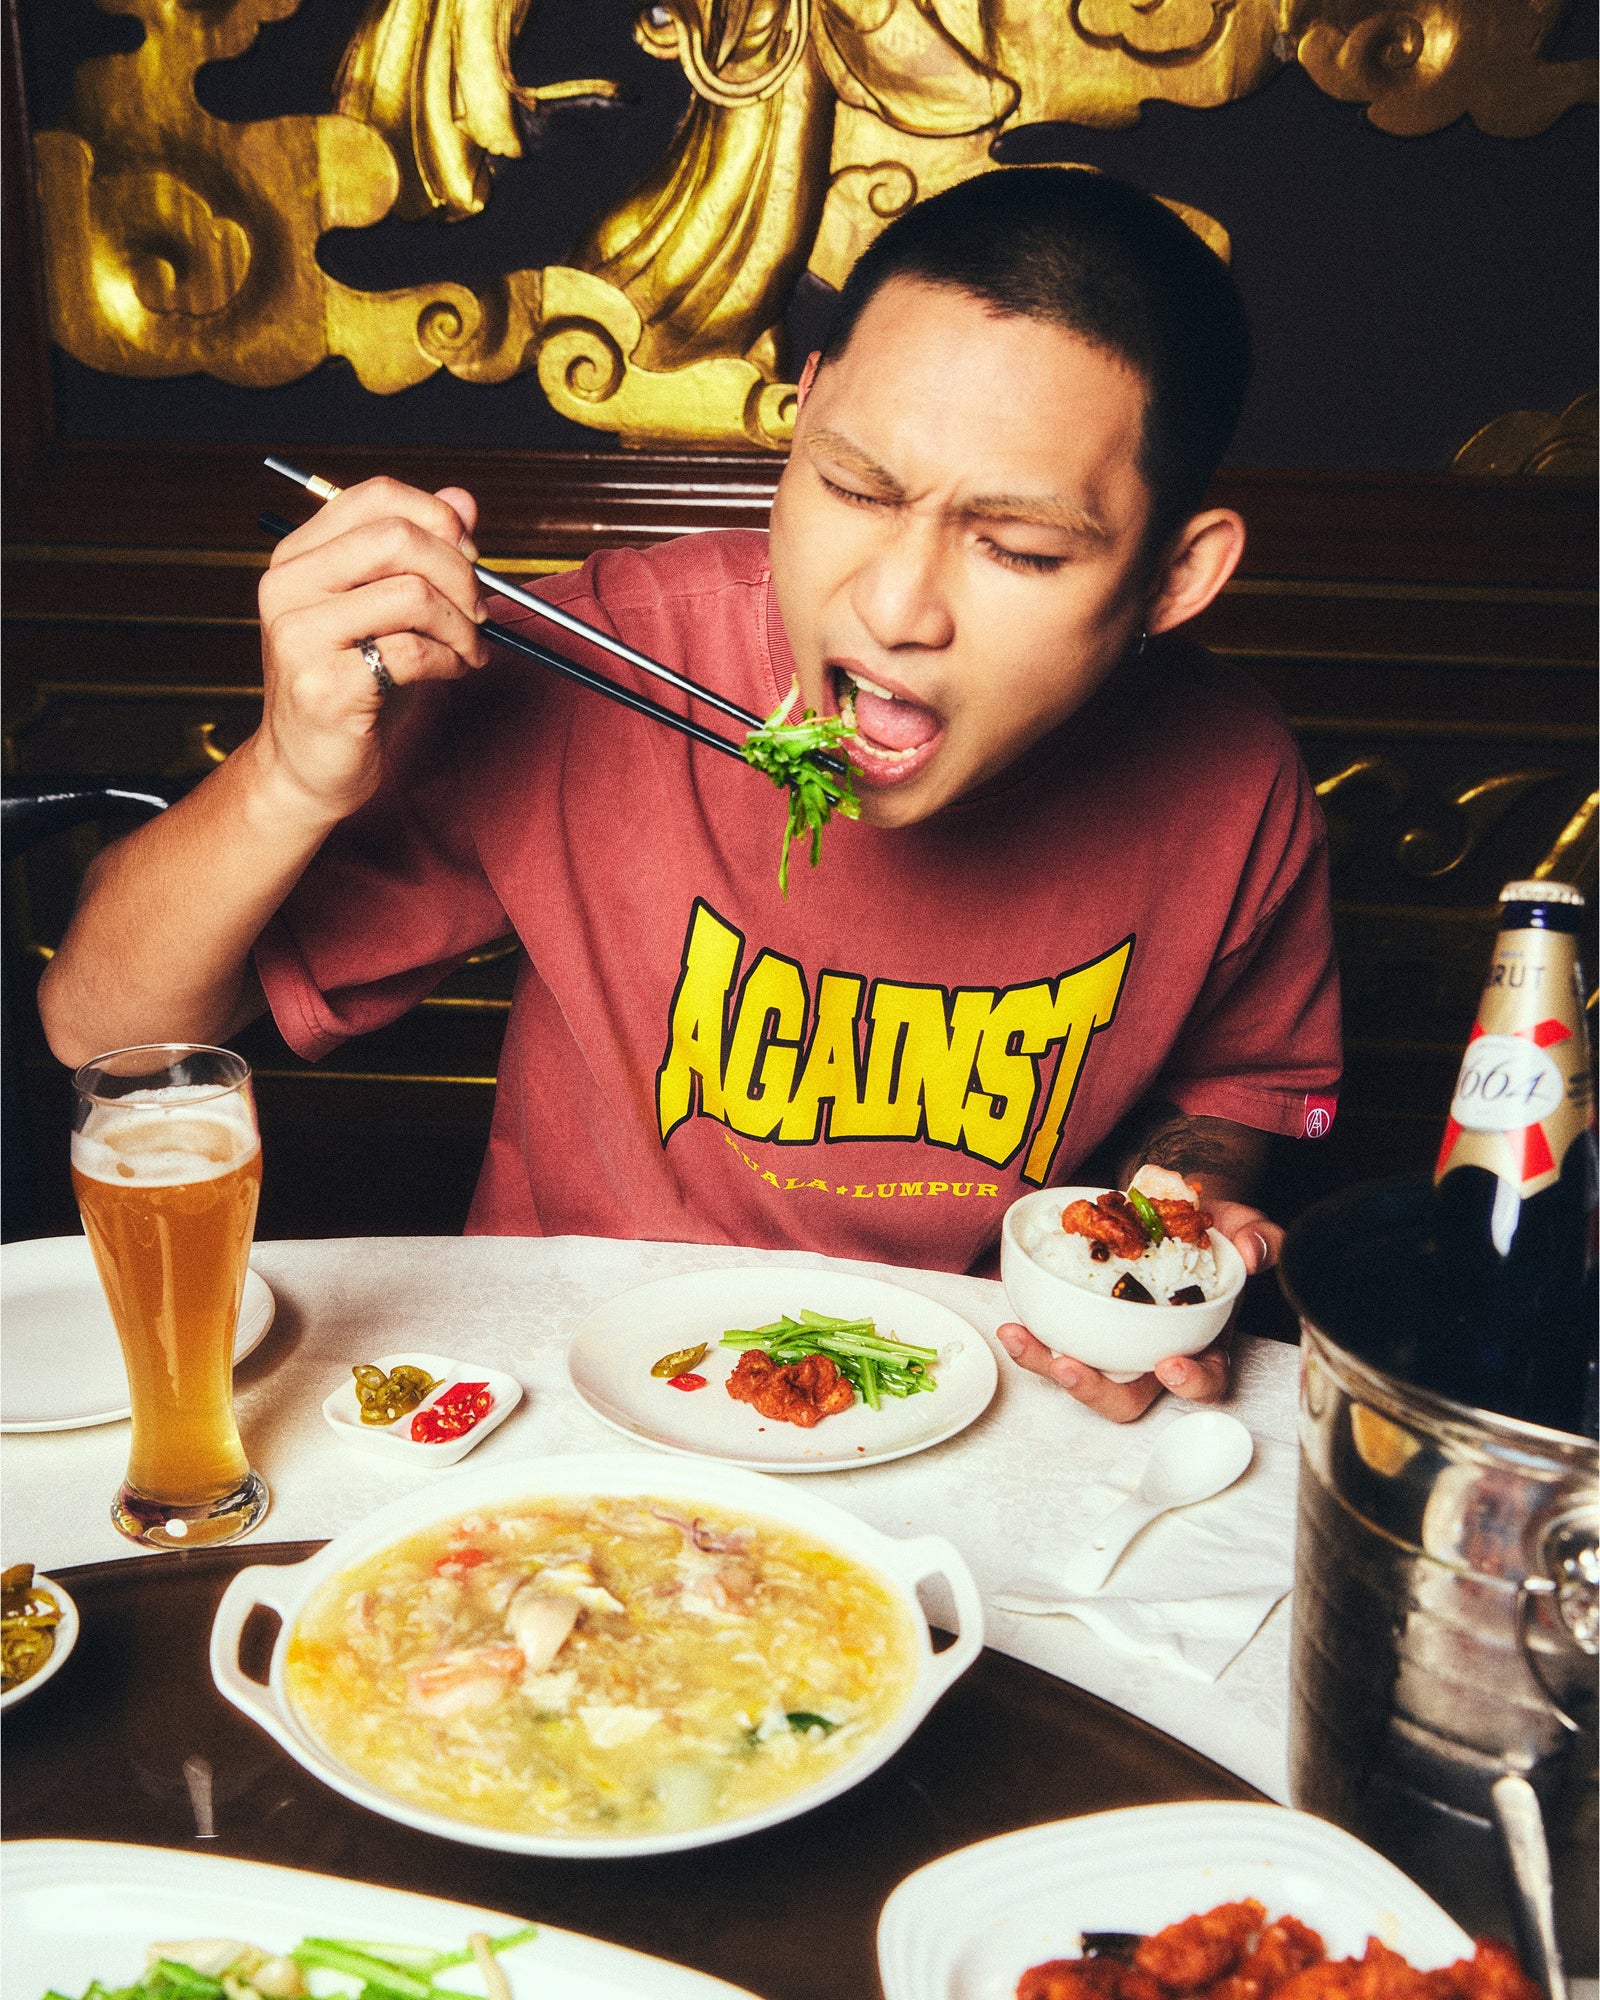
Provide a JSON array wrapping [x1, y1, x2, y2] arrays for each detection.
[[964, 491, 1111, 540], [805, 431, 1109, 540], [804, 428, 903, 493]]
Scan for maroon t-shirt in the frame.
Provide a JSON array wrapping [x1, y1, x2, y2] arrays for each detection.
[[256, 530, 1340, 1271]]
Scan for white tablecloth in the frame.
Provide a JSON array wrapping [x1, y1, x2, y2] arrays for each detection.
[[1, 1234, 1300, 1799]]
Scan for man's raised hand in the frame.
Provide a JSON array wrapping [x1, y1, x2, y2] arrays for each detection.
[[254, 478, 491, 826]]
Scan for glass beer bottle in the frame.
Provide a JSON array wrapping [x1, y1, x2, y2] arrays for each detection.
[[1429, 880, 1598, 1437]]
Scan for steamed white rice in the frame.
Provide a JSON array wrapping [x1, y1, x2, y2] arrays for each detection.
[[1021, 1208, 1222, 1304]]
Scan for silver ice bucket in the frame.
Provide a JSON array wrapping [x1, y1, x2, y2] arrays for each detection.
[[1280, 1178, 1597, 1979]]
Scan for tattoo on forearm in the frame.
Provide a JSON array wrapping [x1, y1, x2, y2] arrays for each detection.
[[1110, 1103, 1268, 1205]]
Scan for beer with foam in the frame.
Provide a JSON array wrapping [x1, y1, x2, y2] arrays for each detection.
[[72, 1049, 269, 1547]]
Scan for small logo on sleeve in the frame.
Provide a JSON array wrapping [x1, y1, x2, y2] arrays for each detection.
[[1303, 1095, 1337, 1139]]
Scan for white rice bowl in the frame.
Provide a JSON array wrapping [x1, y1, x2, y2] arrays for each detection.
[[1000, 1187, 1247, 1382]]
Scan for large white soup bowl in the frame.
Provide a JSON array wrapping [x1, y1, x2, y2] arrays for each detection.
[[1001, 1186, 1245, 1383], [211, 1450, 983, 1858]]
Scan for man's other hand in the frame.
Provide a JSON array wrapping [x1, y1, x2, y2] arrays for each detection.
[[995, 1199, 1279, 1422]]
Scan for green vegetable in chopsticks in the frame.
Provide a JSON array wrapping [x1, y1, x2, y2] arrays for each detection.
[[740, 688, 859, 898], [720, 1309, 938, 1411]]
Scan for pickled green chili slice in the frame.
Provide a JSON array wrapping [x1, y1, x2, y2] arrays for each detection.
[[352, 1363, 440, 1426], [1, 1562, 60, 1692], [1126, 1187, 1165, 1245], [650, 1341, 709, 1379]]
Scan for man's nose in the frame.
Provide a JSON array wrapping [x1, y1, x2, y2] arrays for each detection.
[[850, 516, 957, 653]]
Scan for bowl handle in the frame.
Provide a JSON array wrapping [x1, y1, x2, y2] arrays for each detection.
[[209, 1561, 311, 1749], [899, 1535, 986, 1694]]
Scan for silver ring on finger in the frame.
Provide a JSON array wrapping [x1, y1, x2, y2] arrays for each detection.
[[359, 637, 395, 697]]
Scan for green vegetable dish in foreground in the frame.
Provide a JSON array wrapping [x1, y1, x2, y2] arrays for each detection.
[[740, 692, 859, 897], [41, 1927, 539, 2000], [720, 1311, 939, 1409]]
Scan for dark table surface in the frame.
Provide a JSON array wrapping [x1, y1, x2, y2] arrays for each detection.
[[4, 1542, 1262, 2000]]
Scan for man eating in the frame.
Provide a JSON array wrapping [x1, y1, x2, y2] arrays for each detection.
[[39, 169, 1341, 1422]]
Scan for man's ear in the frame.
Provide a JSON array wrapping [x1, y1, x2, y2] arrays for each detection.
[[1145, 509, 1246, 636], [795, 351, 822, 412]]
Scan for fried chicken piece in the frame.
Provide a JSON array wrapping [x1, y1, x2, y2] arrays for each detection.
[[1061, 1191, 1149, 1259], [781, 1352, 856, 1421], [1136, 1900, 1266, 1992], [1440, 1944, 1544, 2000], [726, 1350, 778, 1402], [1023, 1914, 1537, 2000], [1276, 1940, 1437, 2000], [1017, 1958, 1165, 2000], [1149, 1197, 1215, 1246], [1019, 1960, 1150, 2000], [1211, 1918, 1327, 2000], [725, 1348, 855, 1427]]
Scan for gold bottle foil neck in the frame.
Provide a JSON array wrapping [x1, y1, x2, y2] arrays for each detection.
[[1435, 923, 1594, 1199]]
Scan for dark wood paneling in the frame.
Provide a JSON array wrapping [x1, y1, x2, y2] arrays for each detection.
[[7, 437, 1595, 577]]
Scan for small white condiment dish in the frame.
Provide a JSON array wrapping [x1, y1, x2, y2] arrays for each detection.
[[0, 1571, 80, 1711], [320, 1350, 522, 1466], [1000, 1186, 1245, 1383]]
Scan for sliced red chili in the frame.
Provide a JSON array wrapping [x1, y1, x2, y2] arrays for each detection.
[[411, 1381, 493, 1442], [668, 1372, 708, 1391]]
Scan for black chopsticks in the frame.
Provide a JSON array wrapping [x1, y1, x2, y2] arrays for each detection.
[[257, 513, 750, 764], [260, 459, 856, 776]]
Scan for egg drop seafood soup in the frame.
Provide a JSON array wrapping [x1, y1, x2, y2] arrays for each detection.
[[284, 1496, 919, 1840]]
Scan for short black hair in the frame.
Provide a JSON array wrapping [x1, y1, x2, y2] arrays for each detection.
[[818, 168, 1251, 551]]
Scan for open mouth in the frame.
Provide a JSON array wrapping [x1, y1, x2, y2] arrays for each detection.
[[830, 665, 945, 785]]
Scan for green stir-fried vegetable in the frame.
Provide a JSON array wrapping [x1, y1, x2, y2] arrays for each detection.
[[1125, 1187, 1166, 1245], [41, 1926, 539, 2000], [740, 692, 859, 898], [720, 1310, 938, 1410]]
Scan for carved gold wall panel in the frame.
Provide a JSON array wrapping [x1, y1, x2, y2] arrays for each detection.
[[1453, 392, 1599, 476], [31, 0, 1598, 448]]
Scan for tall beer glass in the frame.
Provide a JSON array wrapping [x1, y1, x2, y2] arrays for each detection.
[[71, 1045, 269, 1549]]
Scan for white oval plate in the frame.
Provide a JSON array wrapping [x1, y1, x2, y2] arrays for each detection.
[[565, 1266, 998, 1471], [210, 1450, 983, 1859], [1, 1235, 275, 1432], [0, 1572, 80, 1711], [876, 1801, 1473, 2000], [2, 1840, 762, 1999]]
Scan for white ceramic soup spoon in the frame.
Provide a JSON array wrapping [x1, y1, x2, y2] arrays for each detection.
[[995, 1410, 1254, 1605]]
